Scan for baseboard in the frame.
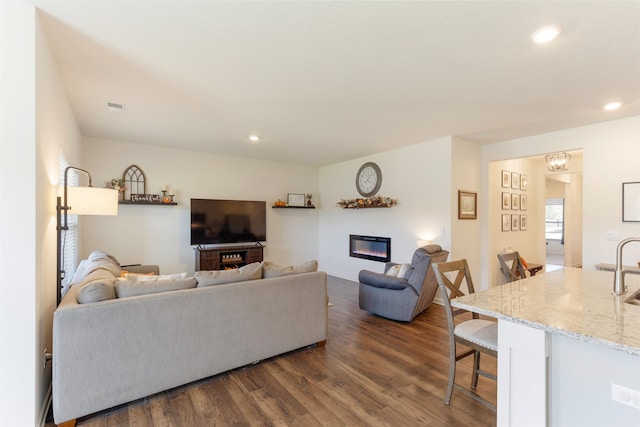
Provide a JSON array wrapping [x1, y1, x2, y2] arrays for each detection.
[[38, 383, 52, 427]]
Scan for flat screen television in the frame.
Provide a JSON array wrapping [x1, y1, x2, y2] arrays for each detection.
[[190, 198, 267, 246]]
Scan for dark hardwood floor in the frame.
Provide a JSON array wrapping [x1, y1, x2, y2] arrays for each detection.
[[61, 276, 497, 426]]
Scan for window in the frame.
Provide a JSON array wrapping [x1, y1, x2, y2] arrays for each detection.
[[545, 198, 564, 243], [59, 156, 79, 292]]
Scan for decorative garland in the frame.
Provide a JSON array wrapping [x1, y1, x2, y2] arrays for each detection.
[[337, 195, 398, 209]]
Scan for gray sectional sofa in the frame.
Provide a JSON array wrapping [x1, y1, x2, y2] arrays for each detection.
[[53, 251, 328, 424]]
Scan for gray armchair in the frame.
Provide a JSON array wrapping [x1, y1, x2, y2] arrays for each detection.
[[358, 244, 449, 322]]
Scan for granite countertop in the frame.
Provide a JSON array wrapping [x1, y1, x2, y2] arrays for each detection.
[[451, 267, 640, 356]]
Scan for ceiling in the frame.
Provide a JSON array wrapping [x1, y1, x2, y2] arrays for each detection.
[[32, 1, 640, 166]]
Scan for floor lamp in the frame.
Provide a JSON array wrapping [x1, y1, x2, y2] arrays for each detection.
[[57, 166, 118, 305]]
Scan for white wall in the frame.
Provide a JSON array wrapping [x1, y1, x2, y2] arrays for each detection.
[[318, 137, 452, 281], [563, 173, 584, 268], [1, 3, 82, 425], [451, 138, 481, 281], [81, 137, 319, 274], [0, 4, 37, 424], [481, 116, 640, 289]]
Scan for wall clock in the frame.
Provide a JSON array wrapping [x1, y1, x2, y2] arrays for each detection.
[[356, 162, 382, 197]]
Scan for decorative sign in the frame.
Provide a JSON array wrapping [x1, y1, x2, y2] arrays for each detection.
[[131, 194, 161, 203]]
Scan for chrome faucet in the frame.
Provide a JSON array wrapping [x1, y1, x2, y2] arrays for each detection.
[[613, 237, 640, 295]]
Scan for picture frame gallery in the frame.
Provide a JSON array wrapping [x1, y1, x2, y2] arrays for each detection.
[[500, 169, 527, 232]]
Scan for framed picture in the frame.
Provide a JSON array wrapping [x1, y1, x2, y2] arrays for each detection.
[[520, 194, 527, 211], [502, 214, 511, 231], [511, 214, 520, 231], [287, 193, 305, 207], [511, 193, 520, 210], [501, 170, 511, 188], [520, 174, 528, 191], [622, 182, 640, 222], [458, 190, 477, 219], [520, 214, 527, 231], [502, 192, 511, 210], [511, 172, 520, 189]]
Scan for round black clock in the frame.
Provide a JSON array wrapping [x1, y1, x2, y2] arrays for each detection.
[[356, 162, 382, 197]]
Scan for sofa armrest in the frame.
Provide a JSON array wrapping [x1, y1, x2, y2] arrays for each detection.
[[359, 270, 410, 290], [121, 264, 160, 275]]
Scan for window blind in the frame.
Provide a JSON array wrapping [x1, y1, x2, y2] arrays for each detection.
[[59, 156, 79, 292]]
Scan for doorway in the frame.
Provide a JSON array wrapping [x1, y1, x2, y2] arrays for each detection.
[[545, 198, 565, 270], [545, 167, 583, 269]]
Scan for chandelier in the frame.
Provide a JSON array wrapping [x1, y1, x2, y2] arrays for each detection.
[[545, 152, 571, 172]]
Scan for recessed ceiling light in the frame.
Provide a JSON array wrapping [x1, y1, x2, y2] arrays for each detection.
[[532, 26, 561, 44], [604, 102, 622, 111], [107, 102, 125, 112], [249, 135, 260, 142]]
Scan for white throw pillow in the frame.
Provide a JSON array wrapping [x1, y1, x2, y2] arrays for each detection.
[[385, 265, 401, 276], [397, 263, 412, 279]]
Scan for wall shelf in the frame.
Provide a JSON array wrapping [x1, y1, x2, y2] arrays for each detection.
[[119, 201, 177, 206], [272, 205, 316, 209]]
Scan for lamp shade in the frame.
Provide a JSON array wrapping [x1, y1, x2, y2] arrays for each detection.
[[66, 187, 118, 215]]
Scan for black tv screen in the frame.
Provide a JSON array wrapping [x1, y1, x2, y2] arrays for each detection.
[[191, 199, 267, 245]]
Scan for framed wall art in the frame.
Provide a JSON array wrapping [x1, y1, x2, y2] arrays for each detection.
[[520, 174, 528, 191], [622, 182, 640, 222], [511, 172, 520, 190], [287, 193, 306, 207], [502, 170, 511, 188], [458, 190, 477, 219], [511, 214, 520, 231], [520, 215, 527, 230], [520, 194, 527, 211], [502, 214, 511, 231], [511, 193, 520, 210], [502, 192, 511, 210]]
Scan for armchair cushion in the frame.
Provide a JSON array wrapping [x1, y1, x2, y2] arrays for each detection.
[[358, 270, 411, 290]]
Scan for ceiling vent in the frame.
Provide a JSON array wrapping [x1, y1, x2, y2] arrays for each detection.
[[107, 102, 126, 112]]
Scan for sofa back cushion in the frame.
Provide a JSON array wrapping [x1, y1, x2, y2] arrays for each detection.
[[195, 262, 263, 287], [262, 260, 318, 278], [115, 277, 197, 298]]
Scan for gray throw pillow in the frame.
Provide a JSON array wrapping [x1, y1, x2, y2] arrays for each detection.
[[77, 282, 117, 304], [262, 260, 318, 278], [195, 262, 263, 287], [115, 277, 197, 298]]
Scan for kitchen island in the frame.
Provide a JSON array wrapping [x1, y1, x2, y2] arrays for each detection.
[[452, 267, 640, 427]]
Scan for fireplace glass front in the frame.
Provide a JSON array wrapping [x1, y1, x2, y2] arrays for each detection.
[[349, 234, 391, 262]]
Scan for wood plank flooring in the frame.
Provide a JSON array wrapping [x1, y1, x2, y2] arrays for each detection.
[[65, 276, 497, 426]]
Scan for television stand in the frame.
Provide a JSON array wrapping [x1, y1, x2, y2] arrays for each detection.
[[195, 245, 264, 271]]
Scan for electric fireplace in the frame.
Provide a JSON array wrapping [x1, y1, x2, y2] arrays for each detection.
[[349, 234, 391, 262]]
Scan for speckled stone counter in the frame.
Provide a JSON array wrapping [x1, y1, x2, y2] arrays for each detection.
[[452, 267, 640, 426], [452, 267, 640, 356]]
